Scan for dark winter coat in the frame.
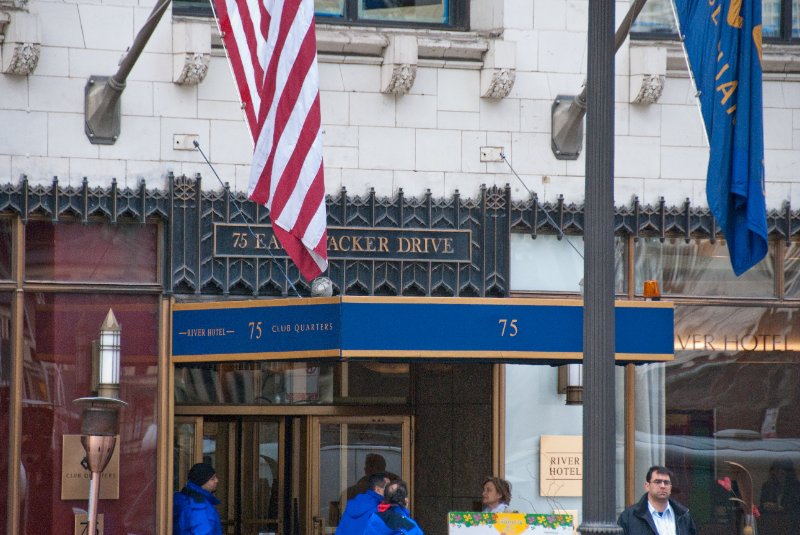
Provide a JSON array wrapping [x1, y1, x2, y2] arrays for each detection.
[[617, 493, 697, 535]]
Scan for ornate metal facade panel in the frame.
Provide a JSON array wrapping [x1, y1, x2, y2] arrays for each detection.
[[1, 175, 799, 297]]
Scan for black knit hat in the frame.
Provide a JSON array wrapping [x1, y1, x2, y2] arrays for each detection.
[[188, 463, 216, 487]]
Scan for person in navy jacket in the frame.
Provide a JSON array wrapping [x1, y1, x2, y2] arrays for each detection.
[[365, 480, 423, 535]]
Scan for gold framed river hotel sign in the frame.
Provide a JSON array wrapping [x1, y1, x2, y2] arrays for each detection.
[[540, 435, 582, 498]]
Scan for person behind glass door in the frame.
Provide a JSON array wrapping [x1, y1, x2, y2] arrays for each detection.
[[481, 477, 512, 513], [347, 453, 399, 501], [760, 459, 800, 532], [617, 465, 697, 535], [173, 462, 222, 535]]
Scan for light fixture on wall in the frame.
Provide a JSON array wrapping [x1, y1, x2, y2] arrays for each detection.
[[95, 309, 122, 399], [73, 308, 127, 535], [557, 364, 583, 405]]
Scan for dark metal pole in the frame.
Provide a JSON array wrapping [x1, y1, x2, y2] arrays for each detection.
[[579, 0, 621, 534]]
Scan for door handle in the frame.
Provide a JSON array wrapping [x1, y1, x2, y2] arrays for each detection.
[[312, 516, 325, 535]]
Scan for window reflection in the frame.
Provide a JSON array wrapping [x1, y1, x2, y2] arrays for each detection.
[[25, 221, 158, 284], [635, 237, 774, 298], [786, 242, 800, 298], [631, 0, 677, 34], [636, 305, 800, 534], [319, 422, 402, 529], [174, 361, 411, 405], [0, 218, 11, 280], [315, 0, 345, 17], [359, 0, 447, 24], [631, 0, 788, 37], [18, 292, 158, 535], [0, 292, 11, 535], [509, 234, 626, 293]]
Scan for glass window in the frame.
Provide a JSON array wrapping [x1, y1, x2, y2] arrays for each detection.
[[631, 0, 677, 35], [318, 420, 403, 529], [635, 305, 800, 534], [631, 0, 800, 40], [172, 0, 466, 27], [25, 221, 158, 284], [0, 218, 11, 281], [634, 237, 775, 298], [510, 233, 626, 294], [504, 363, 627, 524], [174, 361, 410, 405], [357, 0, 449, 24], [0, 292, 11, 534], [786, 242, 800, 298], [19, 293, 159, 535]]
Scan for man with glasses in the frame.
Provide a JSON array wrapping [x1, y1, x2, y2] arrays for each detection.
[[618, 465, 697, 535]]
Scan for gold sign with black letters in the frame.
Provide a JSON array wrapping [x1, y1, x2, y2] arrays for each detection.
[[213, 223, 472, 262]]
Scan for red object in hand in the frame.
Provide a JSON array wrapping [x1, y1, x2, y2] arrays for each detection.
[[717, 477, 732, 492]]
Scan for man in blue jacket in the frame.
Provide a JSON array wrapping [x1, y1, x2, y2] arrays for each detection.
[[337, 472, 390, 534], [173, 463, 222, 535]]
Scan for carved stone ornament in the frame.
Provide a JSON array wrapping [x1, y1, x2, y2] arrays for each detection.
[[631, 74, 665, 105], [383, 63, 416, 95], [481, 68, 515, 100], [4, 42, 39, 75], [175, 52, 210, 85], [0, 0, 29, 9]]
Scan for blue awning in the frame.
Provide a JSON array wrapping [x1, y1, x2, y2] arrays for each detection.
[[171, 296, 673, 364]]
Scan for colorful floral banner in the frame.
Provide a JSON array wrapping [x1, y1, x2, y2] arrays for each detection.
[[448, 512, 573, 534]]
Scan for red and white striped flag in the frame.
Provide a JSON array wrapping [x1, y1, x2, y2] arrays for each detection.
[[213, 0, 328, 281]]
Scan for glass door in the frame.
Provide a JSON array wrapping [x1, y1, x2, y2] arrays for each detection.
[[310, 416, 412, 535], [174, 417, 285, 535]]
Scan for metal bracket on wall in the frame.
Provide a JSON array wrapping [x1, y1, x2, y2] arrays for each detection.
[[550, 93, 586, 161], [82, 0, 170, 145], [85, 76, 122, 145]]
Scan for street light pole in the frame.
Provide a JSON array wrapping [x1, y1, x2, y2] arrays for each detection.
[[579, 0, 622, 534]]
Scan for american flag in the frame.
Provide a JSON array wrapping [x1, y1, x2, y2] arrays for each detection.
[[213, 0, 328, 281]]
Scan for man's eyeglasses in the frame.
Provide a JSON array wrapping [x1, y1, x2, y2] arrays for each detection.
[[651, 479, 672, 486]]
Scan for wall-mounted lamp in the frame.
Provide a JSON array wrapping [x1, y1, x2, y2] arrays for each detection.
[[73, 308, 127, 535], [557, 363, 583, 405]]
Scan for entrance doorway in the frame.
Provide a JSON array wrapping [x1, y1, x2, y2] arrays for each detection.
[[173, 415, 411, 535], [174, 417, 285, 535], [310, 416, 412, 535]]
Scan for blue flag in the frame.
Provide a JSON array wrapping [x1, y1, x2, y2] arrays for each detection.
[[674, 0, 768, 275]]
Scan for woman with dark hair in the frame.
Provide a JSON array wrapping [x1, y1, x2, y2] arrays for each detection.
[[364, 480, 424, 535], [482, 477, 512, 513]]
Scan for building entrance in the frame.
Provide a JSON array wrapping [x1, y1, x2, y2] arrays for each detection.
[[173, 414, 411, 535], [174, 416, 285, 534], [310, 416, 411, 535]]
